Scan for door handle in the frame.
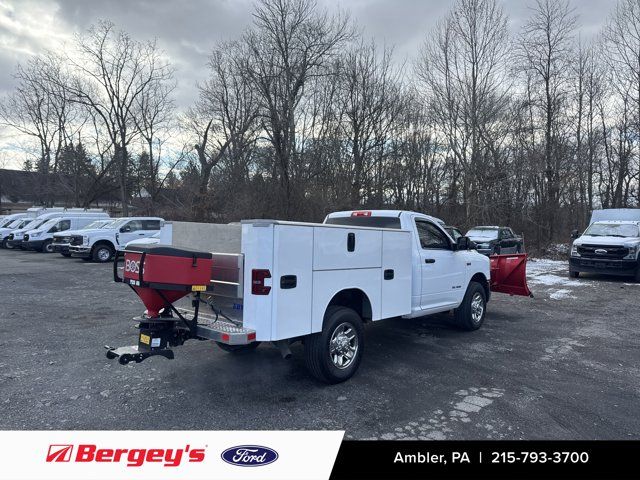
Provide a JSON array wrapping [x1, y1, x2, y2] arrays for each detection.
[[424, 258, 436, 264]]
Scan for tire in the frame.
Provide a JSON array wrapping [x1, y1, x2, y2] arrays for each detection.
[[454, 281, 487, 331], [516, 244, 522, 254], [0, 238, 7, 249], [304, 306, 364, 384], [61, 252, 71, 258], [216, 342, 260, 354], [41, 240, 54, 253], [92, 243, 114, 263], [569, 270, 580, 279], [493, 245, 501, 255], [635, 267, 640, 283]]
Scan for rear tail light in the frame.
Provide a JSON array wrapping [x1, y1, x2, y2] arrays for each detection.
[[251, 269, 272, 295]]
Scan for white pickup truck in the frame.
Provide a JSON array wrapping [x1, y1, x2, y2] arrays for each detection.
[[107, 210, 530, 383], [570, 209, 640, 281], [68, 217, 164, 262]]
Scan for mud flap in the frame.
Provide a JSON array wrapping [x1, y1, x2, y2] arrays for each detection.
[[489, 254, 533, 297]]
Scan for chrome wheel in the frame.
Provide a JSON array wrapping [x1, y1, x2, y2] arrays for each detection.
[[97, 248, 111, 262], [329, 322, 358, 369], [471, 292, 484, 324]]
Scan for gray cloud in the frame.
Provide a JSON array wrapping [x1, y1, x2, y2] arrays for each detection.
[[0, 0, 621, 169]]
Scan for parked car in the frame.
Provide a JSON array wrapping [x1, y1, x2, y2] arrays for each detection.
[[51, 219, 115, 257], [68, 217, 164, 262], [570, 209, 640, 281], [466, 226, 524, 256]]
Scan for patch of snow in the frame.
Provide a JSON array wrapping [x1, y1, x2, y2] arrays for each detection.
[[549, 288, 574, 299]]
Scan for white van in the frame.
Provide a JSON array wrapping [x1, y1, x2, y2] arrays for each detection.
[[4, 216, 52, 249], [0, 216, 34, 248], [22, 212, 111, 253]]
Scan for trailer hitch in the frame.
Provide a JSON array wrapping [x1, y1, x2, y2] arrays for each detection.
[[105, 345, 174, 365]]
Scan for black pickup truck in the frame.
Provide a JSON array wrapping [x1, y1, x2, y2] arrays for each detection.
[[466, 226, 524, 256]]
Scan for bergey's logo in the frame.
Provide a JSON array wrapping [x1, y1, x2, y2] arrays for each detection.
[[221, 445, 278, 467], [46, 445, 73, 462]]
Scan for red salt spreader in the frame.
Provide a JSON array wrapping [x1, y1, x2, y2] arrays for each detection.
[[106, 245, 214, 364]]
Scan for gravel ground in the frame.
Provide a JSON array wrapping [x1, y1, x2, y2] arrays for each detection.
[[0, 249, 638, 439]]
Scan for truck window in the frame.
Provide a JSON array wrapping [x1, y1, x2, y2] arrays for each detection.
[[415, 220, 450, 249], [142, 220, 161, 230], [58, 220, 71, 231], [324, 216, 401, 229], [122, 220, 143, 232]]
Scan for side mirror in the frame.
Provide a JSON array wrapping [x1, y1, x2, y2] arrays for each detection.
[[571, 229, 580, 239], [456, 236, 472, 251]]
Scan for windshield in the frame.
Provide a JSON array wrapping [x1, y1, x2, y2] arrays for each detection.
[[583, 223, 639, 238], [37, 219, 61, 231], [0, 218, 16, 228], [108, 218, 130, 229], [7, 219, 25, 228], [324, 216, 401, 229], [466, 228, 498, 239], [83, 220, 109, 230], [20, 219, 45, 231]]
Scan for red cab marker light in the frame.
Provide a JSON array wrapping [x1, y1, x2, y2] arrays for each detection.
[[221, 333, 230, 342], [351, 211, 372, 217], [248, 332, 256, 341]]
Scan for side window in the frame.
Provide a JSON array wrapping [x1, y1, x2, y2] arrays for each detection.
[[59, 220, 71, 231], [501, 229, 512, 239], [142, 220, 160, 230], [416, 220, 450, 249], [124, 220, 143, 232]]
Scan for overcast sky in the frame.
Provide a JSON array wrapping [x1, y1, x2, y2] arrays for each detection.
[[0, 0, 617, 168]]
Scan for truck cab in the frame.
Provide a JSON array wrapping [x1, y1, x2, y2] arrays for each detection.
[[324, 210, 490, 318]]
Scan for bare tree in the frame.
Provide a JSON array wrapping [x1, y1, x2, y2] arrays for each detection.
[[62, 21, 174, 215], [243, 0, 352, 218], [417, 0, 511, 224], [517, 0, 577, 240], [186, 41, 259, 221]]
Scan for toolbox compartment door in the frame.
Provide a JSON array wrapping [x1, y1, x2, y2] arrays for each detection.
[[313, 227, 382, 271]]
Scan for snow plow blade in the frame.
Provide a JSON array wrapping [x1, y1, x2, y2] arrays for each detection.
[[489, 254, 533, 297]]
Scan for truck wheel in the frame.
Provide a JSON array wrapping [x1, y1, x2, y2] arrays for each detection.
[[41, 240, 54, 253], [569, 270, 580, 279], [635, 267, 640, 283], [92, 244, 114, 263], [61, 252, 71, 258], [304, 306, 364, 384], [454, 281, 486, 331], [494, 245, 501, 255], [216, 342, 260, 353]]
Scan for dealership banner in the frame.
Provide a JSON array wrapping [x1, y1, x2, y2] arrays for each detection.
[[0, 431, 343, 480], [1, 432, 639, 479]]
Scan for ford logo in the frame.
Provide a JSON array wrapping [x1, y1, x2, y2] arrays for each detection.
[[595, 248, 608, 254], [221, 445, 278, 467]]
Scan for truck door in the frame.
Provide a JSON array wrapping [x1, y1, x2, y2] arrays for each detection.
[[414, 219, 465, 310], [117, 220, 144, 245]]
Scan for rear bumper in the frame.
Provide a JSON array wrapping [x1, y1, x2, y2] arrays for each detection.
[[69, 246, 91, 257], [569, 257, 639, 276]]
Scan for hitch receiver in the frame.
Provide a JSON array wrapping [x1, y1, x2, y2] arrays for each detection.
[[105, 345, 175, 365]]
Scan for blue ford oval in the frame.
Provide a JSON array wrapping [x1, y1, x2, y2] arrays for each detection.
[[221, 445, 279, 467]]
